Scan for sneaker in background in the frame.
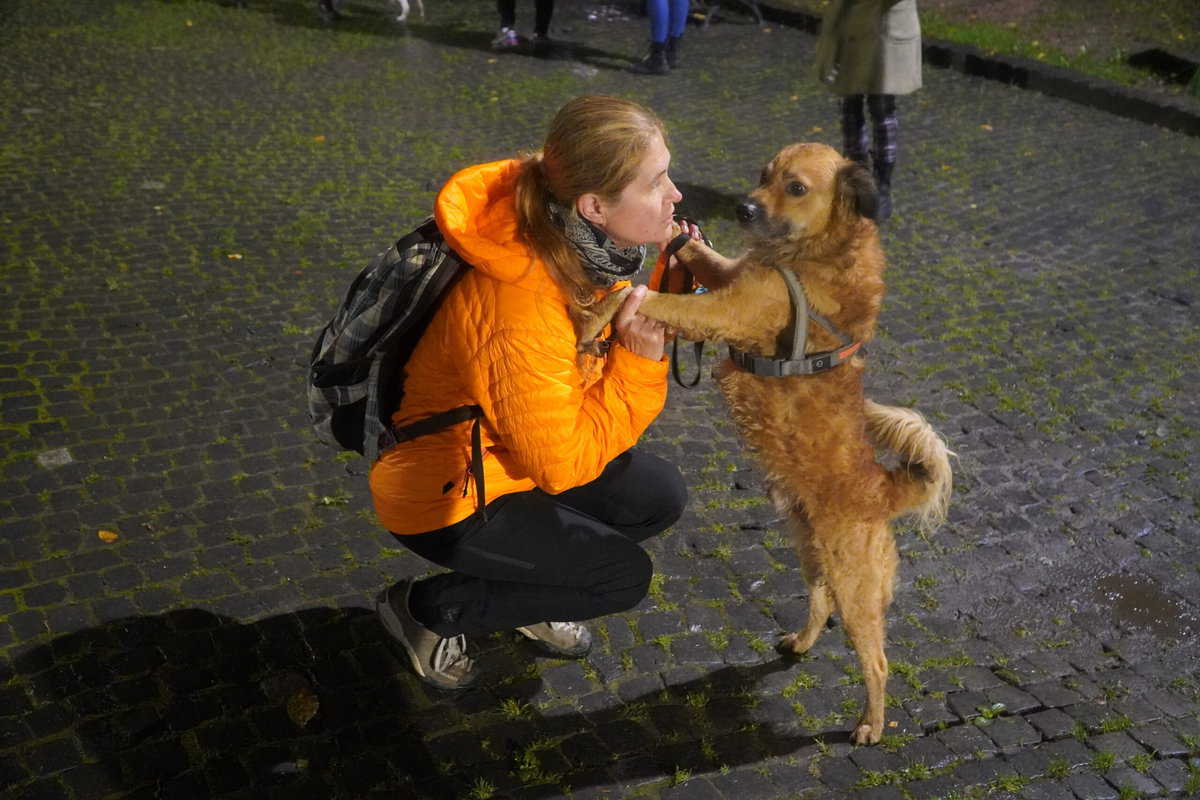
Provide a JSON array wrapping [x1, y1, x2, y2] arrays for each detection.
[[492, 27, 520, 50]]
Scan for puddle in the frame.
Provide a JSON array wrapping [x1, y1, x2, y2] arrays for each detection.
[[1090, 574, 1197, 641]]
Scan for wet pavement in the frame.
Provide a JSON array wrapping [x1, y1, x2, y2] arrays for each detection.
[[1, 0, 1199, 798]]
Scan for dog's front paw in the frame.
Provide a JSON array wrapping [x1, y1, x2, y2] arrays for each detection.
[[577, 338, 608, 357], [776, 632, 816, 656], [772, 633, 820, 657], [574, 288, 631, 347]]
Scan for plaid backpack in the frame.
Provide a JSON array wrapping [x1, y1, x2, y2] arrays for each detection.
[[307, 218, 486, 508]]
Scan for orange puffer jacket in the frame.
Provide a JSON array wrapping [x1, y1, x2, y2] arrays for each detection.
[[369, 160, 670, 534]]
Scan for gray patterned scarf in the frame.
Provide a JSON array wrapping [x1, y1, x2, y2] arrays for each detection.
[[548, 200, 646, 288]]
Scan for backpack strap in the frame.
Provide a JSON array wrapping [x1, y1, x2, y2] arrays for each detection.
[[387, 404, 488, 520]]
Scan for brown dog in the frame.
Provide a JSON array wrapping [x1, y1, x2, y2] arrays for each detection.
[[579, 143, 953, 745]]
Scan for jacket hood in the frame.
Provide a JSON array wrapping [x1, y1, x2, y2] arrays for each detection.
[[434, 159, 564, 299]]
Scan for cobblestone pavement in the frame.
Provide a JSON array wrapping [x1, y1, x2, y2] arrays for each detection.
[[2, 1, 1199, 798]]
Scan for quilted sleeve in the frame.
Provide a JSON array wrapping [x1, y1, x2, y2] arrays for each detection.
[[467, 325, 669, 495]]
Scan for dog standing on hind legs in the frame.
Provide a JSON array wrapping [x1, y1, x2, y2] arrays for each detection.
[[577, 142, 953, 744]]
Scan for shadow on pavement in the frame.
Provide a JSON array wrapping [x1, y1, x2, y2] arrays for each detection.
[[12, 606, 831, 798]]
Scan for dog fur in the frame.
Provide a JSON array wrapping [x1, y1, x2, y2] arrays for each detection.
[[578, 142, 953, 745]]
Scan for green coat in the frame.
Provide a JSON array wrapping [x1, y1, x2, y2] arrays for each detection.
[[814, 0, 922, 96]]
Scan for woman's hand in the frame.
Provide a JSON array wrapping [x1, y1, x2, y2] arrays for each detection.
[[613, 285, 669, 361]]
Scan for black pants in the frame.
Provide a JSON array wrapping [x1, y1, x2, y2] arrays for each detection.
[[396, 450, 686, 637], [841, 94, 898, 169], [497, 0, 554, 36]]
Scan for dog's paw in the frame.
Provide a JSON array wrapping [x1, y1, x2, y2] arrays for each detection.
[[776, 632, 815, 656], [851, 720, 882, 746], [577, 338, 608, 357]]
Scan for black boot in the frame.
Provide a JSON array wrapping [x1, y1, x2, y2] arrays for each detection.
[[317, 0, 343, 21], [873, 160, 894, 223], [665, 36, 681, 69], [632, 42, 669, 75]]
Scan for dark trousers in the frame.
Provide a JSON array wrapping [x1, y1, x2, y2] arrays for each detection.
[[497, 0, 555, 36], [841, 94, 898, 170], [396, 450, 687, 637]]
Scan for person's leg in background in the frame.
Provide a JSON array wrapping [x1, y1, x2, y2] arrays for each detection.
[[493, 0, 520, 50], [867, 93, 898, 221], [840, 94, 869, 167], [633, 0, 671, 75], [664, 0, 690, 69], [532, 0, 555, 55]]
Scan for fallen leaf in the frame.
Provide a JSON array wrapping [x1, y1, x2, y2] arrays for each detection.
[[98, 530, 119, 543], [888, 720, 898, 727], [287, 687, 320, 728], [487, 58, 498, 64], [313, 135, 326, 142], [227, 253, 243, 259], [186, 20, 193, 27], [809, 126, 823, 133], [789, 95, 799, 101], [761, 27, 772, 33], [980, 123, 993, 131]]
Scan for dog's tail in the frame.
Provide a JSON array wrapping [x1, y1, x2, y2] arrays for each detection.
[[864, 400, 954, 532]]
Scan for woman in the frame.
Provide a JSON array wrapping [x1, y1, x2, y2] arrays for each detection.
[[814, 0, 922, 221], [372, 96, 690, 690]]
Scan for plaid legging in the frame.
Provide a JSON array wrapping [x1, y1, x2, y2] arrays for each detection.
[[841, 94, 897, 169]]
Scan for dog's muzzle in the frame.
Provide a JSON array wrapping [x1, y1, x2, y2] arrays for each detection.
[[737, 198, 790, 238], [736, 199, 762, 225]]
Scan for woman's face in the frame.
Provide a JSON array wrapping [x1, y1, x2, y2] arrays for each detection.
[[580, 132, 682, 248]]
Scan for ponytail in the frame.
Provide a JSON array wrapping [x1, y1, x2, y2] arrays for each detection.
[[514, 152, 597, 308]]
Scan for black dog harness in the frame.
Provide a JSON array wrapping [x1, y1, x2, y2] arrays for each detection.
[[727, 266, 862, 377]]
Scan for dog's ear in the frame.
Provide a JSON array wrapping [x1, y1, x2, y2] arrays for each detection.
[[836, 162, 879, 222]]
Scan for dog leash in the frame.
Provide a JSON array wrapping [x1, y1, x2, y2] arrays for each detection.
[[658, 218, 711, 388], [727, 266, 862, 377]]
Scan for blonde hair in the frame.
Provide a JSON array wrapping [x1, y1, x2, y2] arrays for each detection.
[[514, 95, 668, 306]]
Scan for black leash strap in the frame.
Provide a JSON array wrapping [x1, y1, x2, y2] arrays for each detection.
[[671, 338, 704, 387], [469, 415, 486, 520], [657, 219, 711, 389]]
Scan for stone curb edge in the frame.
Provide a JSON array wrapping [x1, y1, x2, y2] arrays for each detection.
[[753, 3, 1200, 138]]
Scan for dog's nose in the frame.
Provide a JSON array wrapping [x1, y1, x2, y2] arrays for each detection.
[[736, 200, 761, 225]]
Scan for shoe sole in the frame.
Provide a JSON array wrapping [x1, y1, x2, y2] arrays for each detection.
[[515, 626, 592, 658], [376, 587, 478, 691]]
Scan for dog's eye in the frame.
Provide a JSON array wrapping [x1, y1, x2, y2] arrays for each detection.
[[759, 168, 770, 186], [787, 182, 807, 197]]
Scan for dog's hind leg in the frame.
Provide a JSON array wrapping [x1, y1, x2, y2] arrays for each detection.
[[823, 520, 898, 745], [778, 512, 834, 655]]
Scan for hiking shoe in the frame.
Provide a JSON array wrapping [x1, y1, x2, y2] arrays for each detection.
[[516, 621, 593, 658], [376, 580, 479, 690], [491, 27, 519, 50]]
